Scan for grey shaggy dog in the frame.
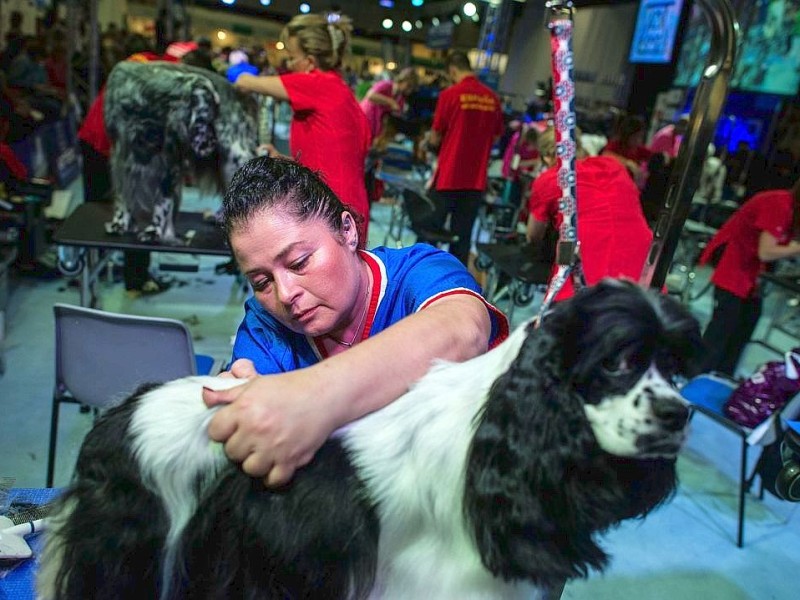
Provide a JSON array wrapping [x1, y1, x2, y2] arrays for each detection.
[[104, 61, 259, 242]]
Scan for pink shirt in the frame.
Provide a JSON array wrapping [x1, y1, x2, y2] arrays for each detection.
[[649, 124, 682, 158], [359, 79, 403, 139], [501, 130, 540, 180]]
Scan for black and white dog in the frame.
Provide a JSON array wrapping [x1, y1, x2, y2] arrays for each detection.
[[38, 280, 702, 599], [104, 61, 259, 242]]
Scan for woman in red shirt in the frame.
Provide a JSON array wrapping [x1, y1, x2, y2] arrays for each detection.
[[234, 13, 372, 242], [601, 114, 654, 189], [699, 182, 800, 375], [526, 127, 653, 302]]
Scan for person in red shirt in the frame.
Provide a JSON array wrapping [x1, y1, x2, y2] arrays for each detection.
[[233, 13, 372, 243], [425, 51, 504, 266], [0, 93, 28, 182], [526, 127, 653, 302], [601, 114, 654, 189], [698, 183, 800, 375]]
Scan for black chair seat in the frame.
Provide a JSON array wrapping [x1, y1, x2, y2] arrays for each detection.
[[416, 228, 459, 245]]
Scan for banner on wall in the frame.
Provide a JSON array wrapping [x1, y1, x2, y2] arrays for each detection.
[[629, 0, 685, 64]]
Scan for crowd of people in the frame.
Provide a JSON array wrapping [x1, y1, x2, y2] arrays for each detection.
[[5, 6, 800, 491]]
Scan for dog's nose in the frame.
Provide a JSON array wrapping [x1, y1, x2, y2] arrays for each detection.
[[651, 395, 690, 431]]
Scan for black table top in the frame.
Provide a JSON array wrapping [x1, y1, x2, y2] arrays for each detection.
[[53, 202, 230, 256], [761, 271, 800, 295]]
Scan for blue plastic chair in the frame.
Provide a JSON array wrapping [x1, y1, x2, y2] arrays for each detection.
[[48, 303, 221, 487], [681, 373, 800, 546]]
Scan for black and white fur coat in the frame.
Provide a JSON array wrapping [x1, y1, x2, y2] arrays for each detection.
[[38, 279, 703, 599], [104, 60, 259, 241]]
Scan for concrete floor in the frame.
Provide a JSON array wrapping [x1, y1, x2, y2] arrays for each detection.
[[1, 185, 799, 599]]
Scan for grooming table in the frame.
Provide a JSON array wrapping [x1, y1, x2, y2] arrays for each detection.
[[53, 202, 231, 307], [0, 488, 60, 600]]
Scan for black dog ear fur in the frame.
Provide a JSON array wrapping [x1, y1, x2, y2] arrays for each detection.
[[464, 317, 608, 587], [463, 284, 684, 587]]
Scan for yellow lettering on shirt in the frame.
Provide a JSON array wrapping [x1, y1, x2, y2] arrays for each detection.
[[459, 93, 498, 112]]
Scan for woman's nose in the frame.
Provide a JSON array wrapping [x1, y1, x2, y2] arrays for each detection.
[[274, 273, 301, 305]]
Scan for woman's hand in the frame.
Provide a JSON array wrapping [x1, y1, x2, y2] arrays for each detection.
[[203, 369, 338, 487]]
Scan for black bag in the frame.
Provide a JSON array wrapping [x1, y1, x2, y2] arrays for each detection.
[[753, 420, 788, 498]]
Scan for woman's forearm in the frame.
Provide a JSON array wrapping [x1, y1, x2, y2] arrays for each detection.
[[310, 294, 491, 428]]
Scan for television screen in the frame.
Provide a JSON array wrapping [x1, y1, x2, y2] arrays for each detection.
[[629, 0, 685, 64], [674, 0, 800, 96]]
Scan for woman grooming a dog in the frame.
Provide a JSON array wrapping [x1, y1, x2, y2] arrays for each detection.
[[232, 12, 373, 241], [202, 156, 508, 487]]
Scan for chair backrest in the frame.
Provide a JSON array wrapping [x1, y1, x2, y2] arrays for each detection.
[[53, 303, 199, 409]]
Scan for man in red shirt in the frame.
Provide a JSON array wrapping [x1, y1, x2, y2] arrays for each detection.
[[699, 183, 800, 374], [426, 52, 504, 266]]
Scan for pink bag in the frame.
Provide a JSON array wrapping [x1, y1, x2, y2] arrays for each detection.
[[724, 350, 800, 428]]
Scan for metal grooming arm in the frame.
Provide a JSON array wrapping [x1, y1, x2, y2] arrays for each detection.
[[639, 0, 738, 289]]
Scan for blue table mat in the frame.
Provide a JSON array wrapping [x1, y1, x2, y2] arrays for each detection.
[[1, 489, 60, 600]]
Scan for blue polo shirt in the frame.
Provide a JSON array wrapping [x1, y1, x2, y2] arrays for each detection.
[[231, 244, 509, 374]]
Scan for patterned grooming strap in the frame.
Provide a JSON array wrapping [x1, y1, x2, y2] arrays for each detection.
[[538, 10, 585, 320]]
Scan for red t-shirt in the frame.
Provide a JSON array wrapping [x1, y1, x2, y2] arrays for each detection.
[[432, 75, 503, 191], [699, 189, 794, 299], [0, 142, 28, 180], [528, 156, 653, 301], [281, 70, 372, 234], [602, 138, 654, 164]]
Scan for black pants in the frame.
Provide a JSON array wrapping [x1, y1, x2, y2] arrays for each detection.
[[425, 189, 483, 266], [701, 286, 762, 376], [80, 140, 151, 289]]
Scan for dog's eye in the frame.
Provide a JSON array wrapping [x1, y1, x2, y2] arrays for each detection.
[[601, 356, 634, 377]]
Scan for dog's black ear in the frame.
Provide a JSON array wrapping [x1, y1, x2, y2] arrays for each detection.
[[463, 314, 611, 587]]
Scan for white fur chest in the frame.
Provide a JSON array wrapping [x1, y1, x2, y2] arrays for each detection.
[[342, 325, 539, 599]]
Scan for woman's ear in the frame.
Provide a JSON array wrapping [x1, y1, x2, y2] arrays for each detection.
[[342, 212, 359, 249]]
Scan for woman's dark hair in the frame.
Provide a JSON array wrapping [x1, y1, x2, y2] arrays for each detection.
[[615, 115, 646, 148], [220, 156, 364, 245]]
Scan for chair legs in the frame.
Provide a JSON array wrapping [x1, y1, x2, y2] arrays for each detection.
[[736, 439, 748, 548], [46, 395, 61, 488]]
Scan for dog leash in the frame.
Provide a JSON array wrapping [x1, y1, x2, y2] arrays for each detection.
[[537, 1, 585, 321]]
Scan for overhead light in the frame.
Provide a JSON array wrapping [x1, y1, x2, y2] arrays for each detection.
[[382, 18, 393, 30], [432, 17, 440, 26], [217, 30, 227, 40], [453, 14, 462, 24], [259, 0, 271, 5], [415, 20, 423, 29], [387, 61, 397, 70], [411, 0, 424, 7], [401, 20, 413, 32], [379, 0, 395, 7], [275, 41, 285, 50], [221, 0, 235, 5], [299, 2, 310, 13], [463, 2, 477, 17], [471, 13, 480, 22]]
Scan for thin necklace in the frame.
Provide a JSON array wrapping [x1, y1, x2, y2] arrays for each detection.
[[330, 278, 370, 348]]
